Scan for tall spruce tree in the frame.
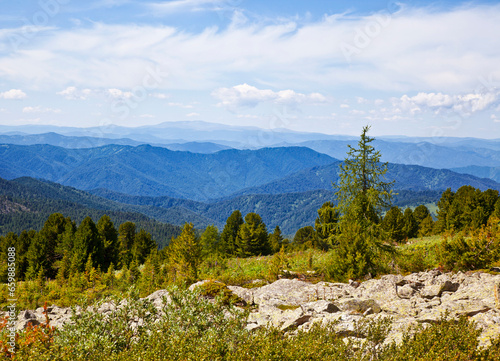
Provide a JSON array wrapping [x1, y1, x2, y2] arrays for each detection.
[[335, 125, 394, 222], [327, 125, 395, 281], [220, 210, 244, 256]]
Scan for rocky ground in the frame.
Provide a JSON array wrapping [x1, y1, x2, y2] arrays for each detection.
[[10, 270, 500, 347]]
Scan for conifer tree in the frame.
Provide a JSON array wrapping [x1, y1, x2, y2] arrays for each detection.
[[418, 215, 435, 237], [236, 213, 269, 257], [72, 217, 102, 272], [132, 229, 156, 265], [436, 188, 454, 232], [402, 208, 418, 239], [200, 225, 221, 258], [269, 225, 284, 254], [382, 206, 406, 242], [168, 223, 202, 283], [335, 125, 394, 222], [97, 215, 119, 271], [118, 221, 136, 268], [220, 210, 244, 256], [314, 201, 339, 249], [328, 126, 395, 280]]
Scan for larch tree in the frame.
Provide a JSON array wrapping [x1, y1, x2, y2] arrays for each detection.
[[335, 125, 394, 225]]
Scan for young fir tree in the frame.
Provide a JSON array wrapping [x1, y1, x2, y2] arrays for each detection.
[[314, 201, 339, 250], [269, 225, 284, 254], [168, 223, 202, 283], [329, 125, 395, 280]]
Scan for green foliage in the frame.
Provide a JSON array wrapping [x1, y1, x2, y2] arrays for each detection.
[[197, 280, 244, 305], [325, 221, 386, 282], [236, 212, 270, 257], [269, 225, 284, 253], [220, 210, 244, 256], [335, 125, 394, 220], [436, 186, 499, 233], [382, 206, 406, 242], [402, 207, 418, 239], [292, 226, 317, 250], [168, 223, 202, 283], [314, 201, 339, 249], [438, 223, 500, 271]]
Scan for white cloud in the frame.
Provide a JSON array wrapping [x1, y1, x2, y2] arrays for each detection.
[[0, 4, 499, 102], [107, 88, 134, 99], [167, 102, 194, 108], [0, 89, 26, 99], [236, 114, 260, 119], [150, 93, 170, 99], [212, 83, 327, 109], [139, 113, 155, 118], [396, 91, 499, 116], [492, 114, 500, 123], [57, 87, 93, 100], [186, 112, 200, 117], [147, 0, 228, 14], [340, 104, 349, 108], [22, 106, 61, 114]]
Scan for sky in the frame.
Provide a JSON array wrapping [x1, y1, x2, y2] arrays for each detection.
[[0, 0, 500, 138]]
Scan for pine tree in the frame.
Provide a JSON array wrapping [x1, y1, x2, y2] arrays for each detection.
[[418, 215, 435, 237], [72, 217, 102, 272], [314, 201, 339, 250], [436, 188, 454, 232], [382, 206, 406, 242], [132, 229, 156, 265], [236, 213, 269, 257], [220, 210, 244, 256], [402, 208, 418, 239], [292, 226, 317, 250], [97, 215, 119, 271], [168, 223, 202, 283], [118, 222, 136, 268], [200, 225, 221, 257], [329, 126, 395, 280], [269, 225, 284, 254]]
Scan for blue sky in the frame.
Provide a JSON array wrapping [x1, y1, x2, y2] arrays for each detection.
[[1, 0, 500, 138]]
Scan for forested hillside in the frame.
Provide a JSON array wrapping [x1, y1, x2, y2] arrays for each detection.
[[0, 144, 334, 200]]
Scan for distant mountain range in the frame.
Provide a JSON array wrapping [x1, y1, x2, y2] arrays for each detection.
[[0, 132, 231, 154], [1, 143, 498, 202], [1, 122, 499, 236], [1, 122, 499, 171], [0, 144, 335, 200], [0, 176, 442, 237]]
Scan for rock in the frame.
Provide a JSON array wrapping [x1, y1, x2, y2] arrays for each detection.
[[301, 300, 339, 314], [338, 299, 381, 314], [228, 286, 254, 305], [143, 289, 171, 308], [252, 279, 319, 306], [397, 284, 416, 298]]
